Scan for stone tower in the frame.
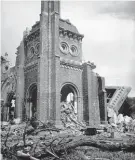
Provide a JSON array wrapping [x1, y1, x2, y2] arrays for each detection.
[[38, 0, 61, 125], [13, 0, 107, 126]]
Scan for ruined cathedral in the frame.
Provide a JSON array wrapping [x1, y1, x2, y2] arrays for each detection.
[[1, 1, 109, 126]]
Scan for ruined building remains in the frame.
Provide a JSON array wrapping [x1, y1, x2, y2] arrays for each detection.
[[1, 1, 110, 126]]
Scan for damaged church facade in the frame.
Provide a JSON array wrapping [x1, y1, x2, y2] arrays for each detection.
[[1, 1, 112, 126]]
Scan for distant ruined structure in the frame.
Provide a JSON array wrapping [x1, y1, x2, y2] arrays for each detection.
[[1, 1, 131, 126], [106, 86, 131, 115]]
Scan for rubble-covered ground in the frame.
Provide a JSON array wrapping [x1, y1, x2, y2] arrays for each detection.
[[1, 120, 135, 160], [1, 102, 135, 160]]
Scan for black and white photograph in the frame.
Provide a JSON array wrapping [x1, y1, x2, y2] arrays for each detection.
[[1, 0, 135, 159]]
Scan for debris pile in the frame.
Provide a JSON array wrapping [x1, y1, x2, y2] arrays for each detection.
[[107, 104, 135, 134], [60, 101, 86, 132], [1, 104, 135, 160], [1, 121, 135, 160]]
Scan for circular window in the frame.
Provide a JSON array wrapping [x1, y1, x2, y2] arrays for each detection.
[[70, 45, 78, 56], [27, 47, 34, 58], [35, 43, 40, 55], [60, 42, 69, 54]]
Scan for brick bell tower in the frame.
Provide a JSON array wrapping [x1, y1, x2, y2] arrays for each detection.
[[38, 0, 61, 125], [14, 0, 107, 126]]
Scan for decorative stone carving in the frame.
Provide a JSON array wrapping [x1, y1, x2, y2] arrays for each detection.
[[24, 63, 38, 73], [63, 30, 68, 37], [60, 59, 82, 70], [25, 39, 40, 65], [27, 47, 35, 58], [77, 36, 83, 42], [70, 45, 78, 57], [59, 42, 69, 54], [24, 29, 40, 43], [59, 27, 84, 42], [86, 61, 96, 69], [35, 43, 40, 55], [59, 42, 79, 57], [68, 32, 73, 38], [61, 64, 82, 71]]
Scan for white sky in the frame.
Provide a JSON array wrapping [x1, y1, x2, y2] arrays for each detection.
[[1, 0, 135, 97]]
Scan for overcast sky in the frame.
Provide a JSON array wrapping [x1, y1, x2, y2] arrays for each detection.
[[1, 0, 135, 97]]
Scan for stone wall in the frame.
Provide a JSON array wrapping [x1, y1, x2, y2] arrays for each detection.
[[24, 65, 38, 96], [82, 64, 89, 124]]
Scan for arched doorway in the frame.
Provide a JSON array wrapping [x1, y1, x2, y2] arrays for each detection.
[[61, 83, 78, 114], [27, 84, 37, 118]]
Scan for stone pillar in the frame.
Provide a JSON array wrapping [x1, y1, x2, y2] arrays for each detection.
[[98, 76, 107, 124], [102, 77, 107, 123], [38, 1, 60, 123], [38, 2, 49, 122], [103, 91, 107, 123], [91, 72, 100, 126], [15, 41, 25, 121], [54, 56, 61, 127], [88, 68, 95, 126], [49, 2, 61, 126], [82, 62, 100, 126], [82, 63, 89, 125]]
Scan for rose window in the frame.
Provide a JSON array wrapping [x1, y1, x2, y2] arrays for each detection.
[[70, 45, 78, 56], [60, 42, 69, 54]]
